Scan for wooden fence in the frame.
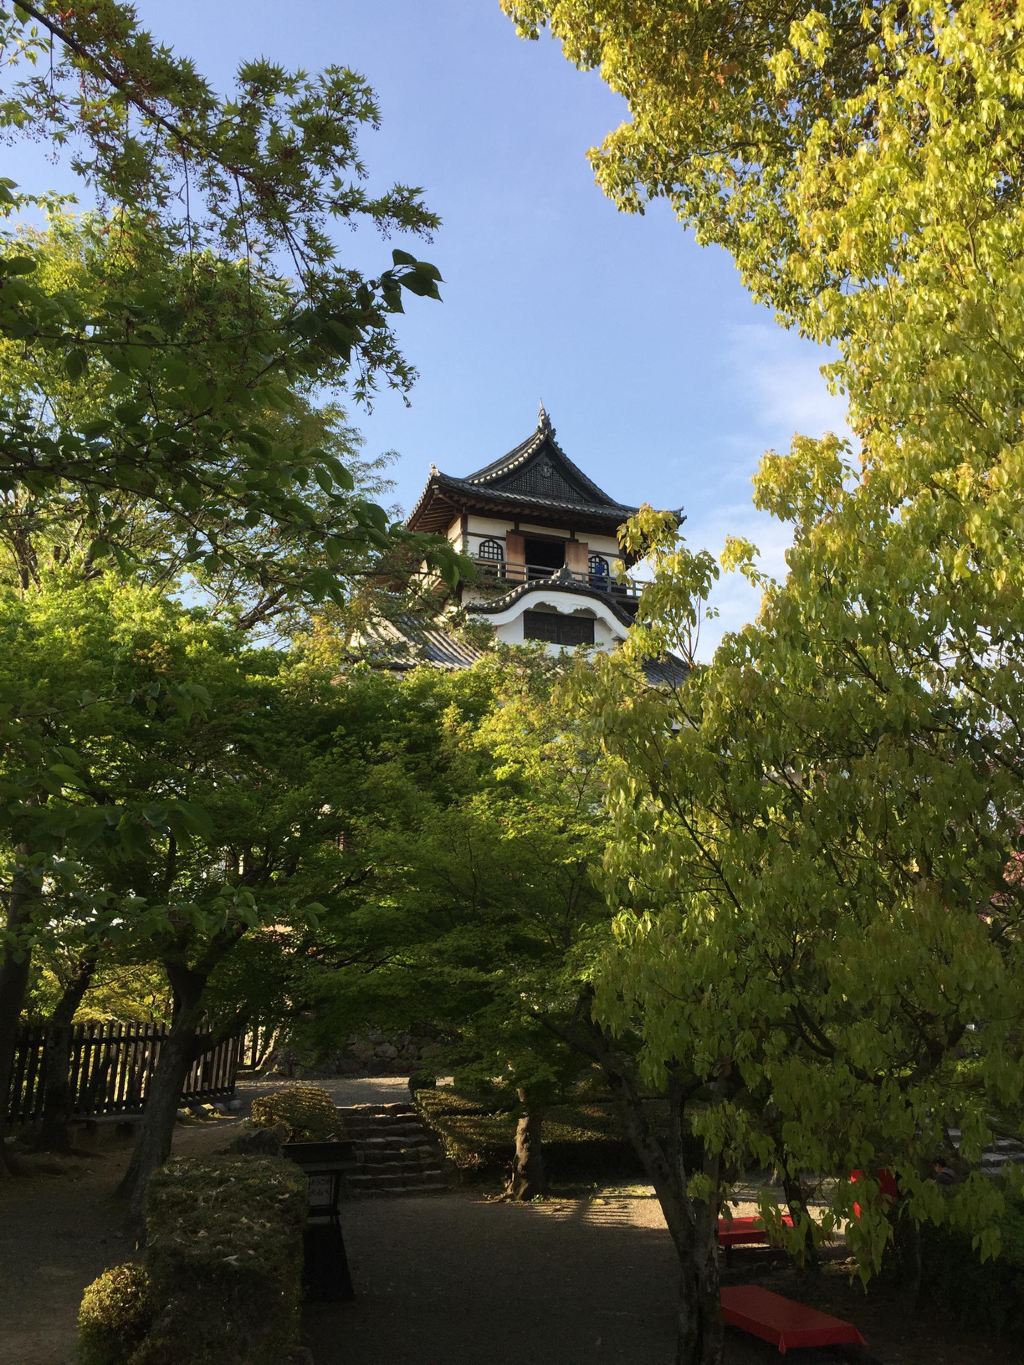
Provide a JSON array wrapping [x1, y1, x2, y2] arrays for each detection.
[[6, 1021, 241, 1126]]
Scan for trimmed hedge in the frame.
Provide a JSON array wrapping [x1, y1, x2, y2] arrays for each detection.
[[139, 1155, 307, 1365], [250, 1083, 341, 1142], [414, 1088, 650, 1181], [77, 1263, 153, 1365]]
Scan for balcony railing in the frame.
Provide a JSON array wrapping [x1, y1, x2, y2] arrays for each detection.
[[470, 559, 642, 599]]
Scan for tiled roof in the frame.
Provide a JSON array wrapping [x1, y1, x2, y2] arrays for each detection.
[[405, 407, 651, 534], [431, 472, 635, 519], [353, 614, 482, 671], [639, 655, 691, 688], [464, 405, 628, 510], [353, 612, 690, 689]]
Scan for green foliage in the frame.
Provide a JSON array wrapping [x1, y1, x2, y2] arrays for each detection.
[[142, 1156, 306, 1365], [913, 1197, 1024, 1335], [0, 0, 466, 600], [77, 1263, 152, 1365], [510, 0, 1024, 1285], [0, 577, 354, 962], [287, 652, 616, 1123], [250, 1084, 341, 1143], [0, 211, 458, 605]]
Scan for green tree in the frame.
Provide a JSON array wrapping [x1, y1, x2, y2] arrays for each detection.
[[284, 652, 618, 1198], [0, 0, 455, 581], [0, 213, 434, 632], [503, 5, 1024, 1361], [0, 4, 466, 1174], [0, 575, 380, 1201]]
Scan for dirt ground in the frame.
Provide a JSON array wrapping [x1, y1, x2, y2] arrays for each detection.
[[0, 1102, 1017, 1365], [0, 1118, 239, 1365], [307, 1189, 1016, 1365]]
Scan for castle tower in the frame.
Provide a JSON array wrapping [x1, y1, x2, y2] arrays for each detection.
[[407, 406, 675, 655]]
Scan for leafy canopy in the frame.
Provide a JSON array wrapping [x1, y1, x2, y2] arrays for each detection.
[[508, 0, 1024, 1271], [0, 2, 459, 594]]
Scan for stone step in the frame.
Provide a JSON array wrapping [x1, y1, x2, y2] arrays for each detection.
[[347, 1127, 429, 1140], [337, 1101, 417, 1112], [356, 1149, 437, 1167], [347, 1183, 449, 1199], [333, 1100, 447, 1198], [347, 1169, 446, 1191], [353, 1157, 439, 1175], [338, 1102, 417, 1113], [345, 1136, 430, 1151], [342, 1124, 425, 1135]]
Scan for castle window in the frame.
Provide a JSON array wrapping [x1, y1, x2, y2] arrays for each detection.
[[523, 611, 595, 647], [477, 538, 504, 577], [588, 554, 610, 589]]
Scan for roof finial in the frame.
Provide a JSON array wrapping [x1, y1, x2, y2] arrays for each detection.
[[537, 399, 550, 431]]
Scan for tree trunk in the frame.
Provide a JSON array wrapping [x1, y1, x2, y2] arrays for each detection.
[[116, 962, 207, 1222], [0, 862, 40, 1175], [504, 1089, 545, 1200], [782, 1170, 819, 1270], [553, 1004, 725, 1365], [672, 1194, 723, 1365], [33, 952, 99, 1151]]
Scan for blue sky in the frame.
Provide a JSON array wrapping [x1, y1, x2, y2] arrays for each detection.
[[14, 1, 848, 654]]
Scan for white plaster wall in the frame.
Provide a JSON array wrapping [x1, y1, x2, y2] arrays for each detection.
[[465, 514, 513, 539], [584, 531, 622, 557], [462, 518, 623, 563], [470, 589, 629, 656]]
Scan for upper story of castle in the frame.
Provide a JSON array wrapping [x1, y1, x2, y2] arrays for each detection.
[[406, 405, 678, 654]]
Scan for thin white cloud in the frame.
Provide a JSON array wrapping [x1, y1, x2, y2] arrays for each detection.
[[681, 323, 853, 658], [724, 322, 851, 444], [681, 502, 791, 660]]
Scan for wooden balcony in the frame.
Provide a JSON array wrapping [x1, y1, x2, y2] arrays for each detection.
[[469, 558, 642, 600]]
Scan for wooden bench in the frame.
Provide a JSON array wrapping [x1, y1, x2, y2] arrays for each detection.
[[721, 1285, 867, 1356], [717, 1213, 794, 1248], [717, 1213, 794, 1265]]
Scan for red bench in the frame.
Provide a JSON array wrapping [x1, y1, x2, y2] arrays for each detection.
[[721, 1285, 867, 1355], [717, 1214, 794, 1248]]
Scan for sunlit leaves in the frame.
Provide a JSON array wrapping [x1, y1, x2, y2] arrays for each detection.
[[511, 0, 1024, 1274]]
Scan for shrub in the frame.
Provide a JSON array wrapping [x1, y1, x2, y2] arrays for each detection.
[[414, 1088, 649, 1181], [250, 1083, 341, 1142], [140, 1155, 306, 1365], [77, 1263, 153, 1365], [917, 1198, 1024, 1336]]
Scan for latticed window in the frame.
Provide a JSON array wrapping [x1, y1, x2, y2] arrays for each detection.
[[523, 611, 595, 647], [588, 554, 610, 588], [477, 538, 504, 577]]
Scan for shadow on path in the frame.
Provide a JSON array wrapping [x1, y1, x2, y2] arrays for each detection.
[[305, 1191, 678, 1365], [304, 1191, 791, 1365]]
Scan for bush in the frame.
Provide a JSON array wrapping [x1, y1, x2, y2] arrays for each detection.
[[250, 1083, 341, 1142], [414, 1088, 650, 1181], [140, 1156, 306, 1365], [77, 1263, 153, 1365], [917, 1198, 1024, 1336]]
